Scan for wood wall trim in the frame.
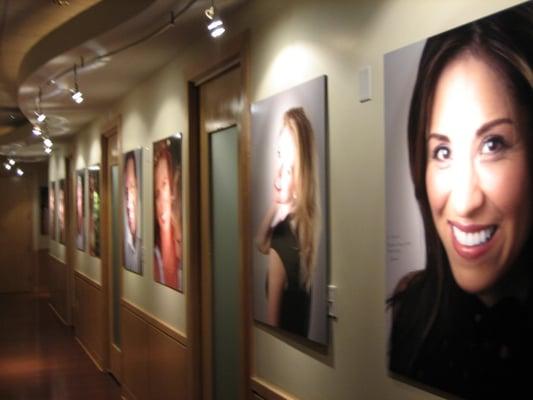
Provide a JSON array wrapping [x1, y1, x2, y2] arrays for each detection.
[[74, 270, 102, 290], [121, 385, 138, 400], [250, 377, 298, 400], [75, 337, 104, 372], [48, 253, 66, 264], [121, 299, 188, 346], [48, 303, 70, 326]]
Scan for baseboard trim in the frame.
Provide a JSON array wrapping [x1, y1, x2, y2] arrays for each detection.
[[75, 336, 104, 372], [48, 302, 70, 326]]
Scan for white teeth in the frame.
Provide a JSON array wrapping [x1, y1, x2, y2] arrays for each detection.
[[452, 226, 495, 247]]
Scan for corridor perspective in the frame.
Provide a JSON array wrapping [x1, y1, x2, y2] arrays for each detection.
[[1, 1, 528, 399], [0, 293, 120, 400]]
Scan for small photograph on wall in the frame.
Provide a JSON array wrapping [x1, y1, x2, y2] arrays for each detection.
[[49, 182, 55, 239], [40, 186, 49, 235], [88, 165, 101, 257], [153, 135, 183, 292], [58, 179, 66, 244], [251, 76, 328, 345], [75, 170, 85, 251], [385, 3, 533, 398], [123, 149, 142, 274]]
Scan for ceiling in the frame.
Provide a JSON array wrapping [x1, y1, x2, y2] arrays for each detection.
[[0, 0, 245, 162]]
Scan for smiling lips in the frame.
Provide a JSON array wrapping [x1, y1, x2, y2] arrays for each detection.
[[450, 222, 497, 260]]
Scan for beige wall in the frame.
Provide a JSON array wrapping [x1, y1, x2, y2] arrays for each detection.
[[48, 0, 524, 398]]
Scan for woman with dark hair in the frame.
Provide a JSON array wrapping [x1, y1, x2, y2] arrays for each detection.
[[256, 107, 320, 337], [153, 140, 183, 291], [389, 3, 533, 398]]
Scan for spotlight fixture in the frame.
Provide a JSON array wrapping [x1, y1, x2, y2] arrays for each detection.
[[32, 126, 42, 136], [4, 163, 11, 171], [35, 88, 46, 123], [70, 64, 84, 104], [16, 168, 24, 176], [8, 158, 15, 166], [35, 111, 46, 123], [205, 2, 225, 38], [44, 147, 52, 154], [43, 138, 53, 148]]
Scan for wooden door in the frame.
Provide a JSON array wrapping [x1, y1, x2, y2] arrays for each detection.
[[197, 63, 248, 400], [102, 129, 123, 381], [0, 176, 33, 293]]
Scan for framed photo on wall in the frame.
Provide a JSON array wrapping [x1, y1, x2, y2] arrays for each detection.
[[49, 181, 55, 240], [251, 76, 329, 345], [75, 169, 85, 251], [58, 179, 66, 244], [385, 3, 533, 398], [40, 186, 49, 235], [123, 149, 142, 274], [153, 134, 183, 292], [88, 165, 101, 257]]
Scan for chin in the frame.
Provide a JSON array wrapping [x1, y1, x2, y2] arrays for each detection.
[[450, 266, 500, 296]]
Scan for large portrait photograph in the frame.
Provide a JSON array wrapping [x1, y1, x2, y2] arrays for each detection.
[[123, 149, 142, 274], [49, 181, 55, 240], [385, 3, 533, 398], [88, 165, 100, 257], [76, 169, 85, 251], [251, 76, 329, 345], [58, 179, 66, 245], [153, 135, 183, 292]]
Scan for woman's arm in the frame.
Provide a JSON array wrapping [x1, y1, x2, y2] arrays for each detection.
[[266, 249, 287, 326], [255, 204, 277, 254]]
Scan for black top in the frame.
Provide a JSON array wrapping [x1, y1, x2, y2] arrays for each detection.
[[270, 217, 310, 337], [390, 273, 533, 399]]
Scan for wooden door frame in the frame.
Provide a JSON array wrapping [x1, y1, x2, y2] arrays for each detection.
[[187, 32, 251, 400], [65, 156, 74, 325], [100, 118, 123, 379]]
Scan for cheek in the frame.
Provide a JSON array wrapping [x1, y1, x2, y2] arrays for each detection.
[[479, 161, 532, 224], [426, 166, 450, 214]]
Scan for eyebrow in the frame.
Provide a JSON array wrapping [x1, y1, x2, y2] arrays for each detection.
[[427, 118, 514, 142], [476, 118, 513, 136]]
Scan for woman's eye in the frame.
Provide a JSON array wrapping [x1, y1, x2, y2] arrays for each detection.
[[432, 145, 450, 161], [481, 136, 507, 154]]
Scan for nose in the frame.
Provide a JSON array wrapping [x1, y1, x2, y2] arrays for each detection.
[[449, 161, 484, 217]]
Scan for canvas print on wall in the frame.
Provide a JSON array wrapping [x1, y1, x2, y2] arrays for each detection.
[[153, 135, 183, 292], [76, 170, 85, 251], [385, 3, 533, 398], [58, 179, 66, 244], [49, 182, 55, 240], [40, 186, 49, 235], [251, 76, 329, 345], [123, 149, 142, 274], [88, 165, 101, 257]]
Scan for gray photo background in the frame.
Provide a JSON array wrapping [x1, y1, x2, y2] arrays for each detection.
[[384, 41, 427, 328], [251, 75, 328, 345], [123, 148, 143, 274]]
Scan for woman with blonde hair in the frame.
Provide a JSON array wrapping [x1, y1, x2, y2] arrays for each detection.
[[256, 107, 320, 336]]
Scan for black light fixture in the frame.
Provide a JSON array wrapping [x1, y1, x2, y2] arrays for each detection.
[[70, 64, 84, 104], [35, 88, 46, 123]]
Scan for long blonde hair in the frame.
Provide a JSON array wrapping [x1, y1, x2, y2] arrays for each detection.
[[284, 107, 320, 290]]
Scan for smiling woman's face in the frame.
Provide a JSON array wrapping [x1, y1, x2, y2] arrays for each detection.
[[426, 53, 532, 298]]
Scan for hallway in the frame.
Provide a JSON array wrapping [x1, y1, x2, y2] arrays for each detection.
[[0, 293, 121, 400]]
